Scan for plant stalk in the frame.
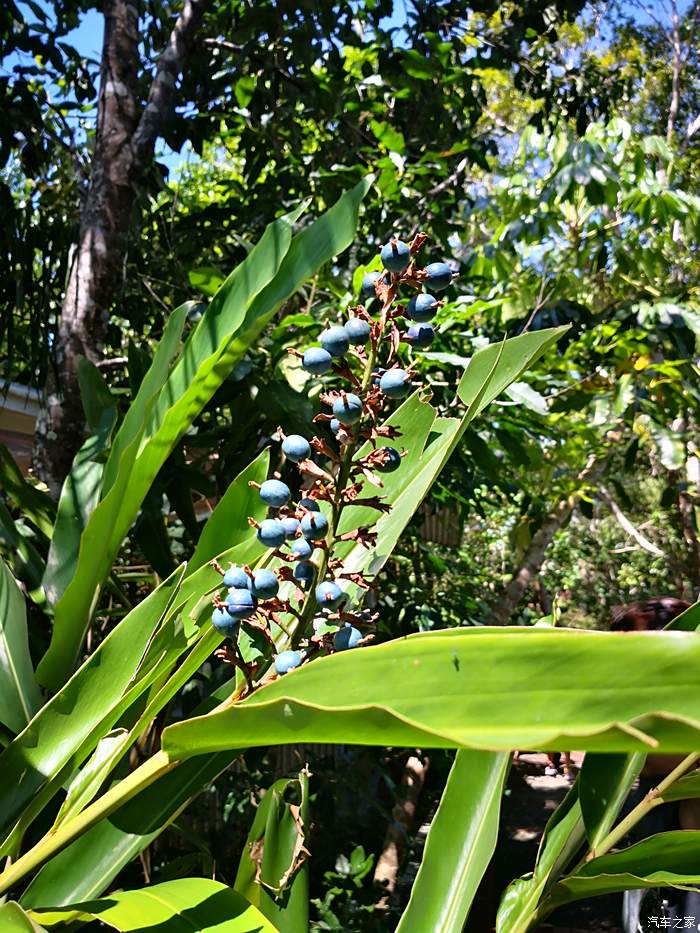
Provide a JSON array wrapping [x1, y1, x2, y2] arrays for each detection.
[[0, 750, 177, 897]]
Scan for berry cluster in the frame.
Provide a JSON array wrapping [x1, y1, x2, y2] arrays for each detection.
[[209, 234, 453, 690]]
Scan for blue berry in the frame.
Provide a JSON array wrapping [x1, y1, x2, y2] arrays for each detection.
[[303, 347, 333, 375], [281, 516, 301, 539], [377, 447, 402, 473], [381, 239, 411, 273], [320, 325, 350, 357], [344, 318, 371, 346], [407, 293, 438, 323], [300, 511, 329, 540], [424, 261, 453, 291], [333, 393, 363, 424], [211, 607, 238, 636], [294, 561, 315, 583], [380, 369, 410, 399], [226, 588, 257, 620], [407, 323, 435, 349], [290, 537, 313, 560], [223, 566, 250, 589], [315, 580, 344, 610], [257, 518, 286, 548], [281, 434, 311, 463], [259, 479, 291, 508], [334, 625, 362, 650], [275, 650, 303, 675], [361, 271, 381, 297], [298, 497, 320, 512], [330, 418, 341, 435], [250, 569, 279, 600]]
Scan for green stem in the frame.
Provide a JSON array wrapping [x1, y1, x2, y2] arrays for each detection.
[[0, 750, 177, 897], [585, 751, 700, 861], [529, 753, 700, 932]]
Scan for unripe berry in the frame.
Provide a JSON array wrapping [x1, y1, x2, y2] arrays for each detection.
[[290, 537, 313, 560], [333, 393, 363, 424], [380, 369, 410, 399], [257, 518, 286, 548], [259, 479, 291, 508], [406, 322, 435, 349], [344, 318, 371, 346], [281, 516, 301, 539], [303, 347, 333, 375], [315, 580, 344, 609], [226, 588, 257, 620], [381, 239, 411, 273], [300, 511, 329, 540], [377, 447, 402, 473], [275, 650, 303, 674], [223, 566, 250, 589], [407, 293, 438, 323], [334, 624, 362, 650], [294, 561, 315, 583], [424, 261, 453, 291], [211, 607, 238, 636], [250, 568, 279, 600], [361, 270, 381, 297], [298, 497, 320, 512], [281, 434, 311, 463], [320, 325, 350, 357]]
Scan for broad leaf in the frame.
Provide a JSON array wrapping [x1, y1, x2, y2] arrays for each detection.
[[544, 831, 700, 911], [0, 558, 42, 734], [162, 628, 700, 759], [396, 750, 510, 933], [31, 878, 277, 931]]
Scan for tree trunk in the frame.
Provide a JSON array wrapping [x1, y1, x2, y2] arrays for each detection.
[[373, 754, 429, 910], [33, 0, 211, 496], [490, 457, 605, 626]]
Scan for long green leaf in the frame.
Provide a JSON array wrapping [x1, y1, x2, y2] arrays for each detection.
[[579, 752, 645, 849], [235, 773, 309, 933], [39, 178, 371, 692], [0, 558, 42, 734], [396, 750, 510, 933], [0, 902, 47, 932], [31, 878, 278, 931], [0, 564, 187, 851], [189, 448, 269, 575], [543, 831, 700, 912], [163, 628, 700, 759], [0, 445, 55, 539]]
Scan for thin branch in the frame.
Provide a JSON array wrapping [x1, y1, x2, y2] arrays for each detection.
[[133, 0, 213, 169], [598, 485, 665, 557]]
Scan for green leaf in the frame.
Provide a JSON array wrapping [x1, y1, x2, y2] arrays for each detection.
[[235, 773, 309, 932], [188, 266, 225, 296], [188, 448, 269, 575], [544, 831, 700, 911], [579, 753, 645, 849], [0, 902, 47, 932], [0, 565, 187, 851], [21, 752, 235, 909], [497, 786, 584, 933], [0, 444, 55, 540], [162, 628, 700, 759], [31, 878, 278, 931], [457, 327, 568, 414], [77, 357, 117, 439], [0, 558, 42, 735], [39, 177, 371, 692], [0, 499, 45, 593], [396, 750, 510, 933], [660, 770, 700, 802], [666, 599, 700, 632]]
